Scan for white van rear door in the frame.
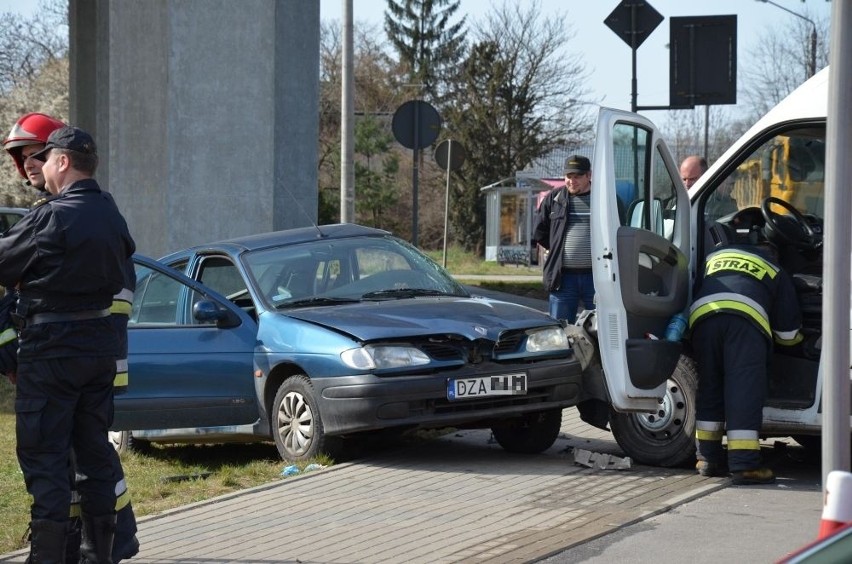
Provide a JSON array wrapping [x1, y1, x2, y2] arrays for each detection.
[[591, 108, 693, 412]]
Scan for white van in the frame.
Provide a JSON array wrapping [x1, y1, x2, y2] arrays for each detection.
[[580, 68, 840, 466]]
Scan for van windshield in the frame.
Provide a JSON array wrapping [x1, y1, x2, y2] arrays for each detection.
[[704, 127, 825, 223]]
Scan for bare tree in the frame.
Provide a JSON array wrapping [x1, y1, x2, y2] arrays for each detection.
[[739, 10, 829, 123], [441, 0, 593, 253], [0, 0, 69, 206], [660, 106, 749, 167]]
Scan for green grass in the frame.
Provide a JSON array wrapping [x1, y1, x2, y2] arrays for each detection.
[[0, 378, 328, 555], [424, 246, 548, 300], [425, 246, 541, 276]]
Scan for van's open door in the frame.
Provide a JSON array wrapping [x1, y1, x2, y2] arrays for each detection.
[[591, 108, 692, 412]]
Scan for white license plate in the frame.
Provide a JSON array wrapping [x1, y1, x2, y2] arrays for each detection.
[[447, 373, 527, 400]]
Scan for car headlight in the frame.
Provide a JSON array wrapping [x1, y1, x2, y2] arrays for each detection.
[[525, 327, 570, 352], [340, 345, 431, 370]]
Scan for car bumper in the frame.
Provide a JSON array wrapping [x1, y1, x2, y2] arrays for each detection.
[[313, 358, 583, 435]]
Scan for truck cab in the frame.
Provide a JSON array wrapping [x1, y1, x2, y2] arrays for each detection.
[[584, 68, 841, 466]]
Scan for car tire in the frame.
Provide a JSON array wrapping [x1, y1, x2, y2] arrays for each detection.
[[272, 374, 342, 461], [491, 408, 562, 454], [109, 430, 130, 453], [610, 354, 698, 467], [109, 430, 151, 455]]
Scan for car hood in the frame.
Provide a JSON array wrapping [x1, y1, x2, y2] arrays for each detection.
[[280, 296, 555, 341]]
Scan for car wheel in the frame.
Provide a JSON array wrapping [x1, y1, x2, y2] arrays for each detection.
[[491, 408, 562, 454], [109, 430, 130, 453], [610, 354, 697, 467], [109, 430, 151, 455], [272, 374, 341, 461]]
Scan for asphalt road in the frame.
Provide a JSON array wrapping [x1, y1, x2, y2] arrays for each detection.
[[541, 439, 825, 563]]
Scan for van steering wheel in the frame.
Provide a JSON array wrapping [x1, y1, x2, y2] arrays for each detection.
[[760, 196, 821, 251]]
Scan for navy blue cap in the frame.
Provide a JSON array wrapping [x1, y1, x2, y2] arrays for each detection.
[[30, 126, 96, 161]]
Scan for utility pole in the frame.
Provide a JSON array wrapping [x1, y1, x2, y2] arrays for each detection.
[[755, 0, 817, 79], [340, 0, 355, 223]]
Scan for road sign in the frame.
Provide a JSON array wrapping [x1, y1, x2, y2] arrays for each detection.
[[391, 100, 442, 247], [392, 100, 441, 150], [434, 139, 466, 172], [604, 0, 664, 49]]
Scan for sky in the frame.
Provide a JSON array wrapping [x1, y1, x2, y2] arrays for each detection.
[[319, 0, 833, 122], [0, 0, 833, 123]]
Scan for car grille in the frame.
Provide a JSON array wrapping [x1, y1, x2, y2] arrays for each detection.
[[493, 330, 524, 355], [419, 342, 465, 361], [417, 330, 526, 363]]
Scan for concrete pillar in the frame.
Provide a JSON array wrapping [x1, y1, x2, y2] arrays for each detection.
[[69, 0, 319, 258]]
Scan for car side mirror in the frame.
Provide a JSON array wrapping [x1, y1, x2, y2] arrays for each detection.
[[192, 299, 241, 328]]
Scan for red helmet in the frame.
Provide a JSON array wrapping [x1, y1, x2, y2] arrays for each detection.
[[3, 112, 67, 179]]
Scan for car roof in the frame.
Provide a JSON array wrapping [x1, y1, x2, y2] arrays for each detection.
[[161, 223, 393, 260]]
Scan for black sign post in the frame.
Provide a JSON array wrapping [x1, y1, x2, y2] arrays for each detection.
[[434, 139, 467, 268], [392, 100, 441, 246], [604, 0, 664, 112]]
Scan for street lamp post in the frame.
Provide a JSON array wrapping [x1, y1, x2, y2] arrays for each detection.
[[756, 0, 817, 78]]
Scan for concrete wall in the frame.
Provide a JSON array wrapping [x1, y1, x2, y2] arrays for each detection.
[[69, 0, 319, 258]]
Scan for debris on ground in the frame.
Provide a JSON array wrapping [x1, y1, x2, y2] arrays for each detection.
[[281, 463, 327, 477], [573, 448, 632, 470]]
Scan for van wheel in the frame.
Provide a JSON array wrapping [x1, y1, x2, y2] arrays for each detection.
[[491, 409, 562, 454], [610, 355, 697, 467]]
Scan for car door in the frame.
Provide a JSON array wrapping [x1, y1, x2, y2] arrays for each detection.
[[591, 108, 692, 412], [112, 255, 259, 430]]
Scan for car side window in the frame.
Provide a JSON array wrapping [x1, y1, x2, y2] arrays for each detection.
[[130, 265, 183, 325], [195, 256, 254, 322]]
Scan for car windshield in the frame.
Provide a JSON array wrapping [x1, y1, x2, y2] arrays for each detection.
[[241, 234, 470, 309]]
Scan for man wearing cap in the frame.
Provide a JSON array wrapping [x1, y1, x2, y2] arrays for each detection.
[[2, 115, 140, 562], [533, 154, 596, 323], [0, 126, 136, 563]]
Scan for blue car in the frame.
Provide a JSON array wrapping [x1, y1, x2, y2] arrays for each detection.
[[113, 224, 583, 461]]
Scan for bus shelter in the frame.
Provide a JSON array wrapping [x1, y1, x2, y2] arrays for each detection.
[[480, 174, 562, 265]]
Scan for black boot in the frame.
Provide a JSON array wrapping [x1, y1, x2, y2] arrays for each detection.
[[65, 516, 81, 564], [112, 502, 139, 561], [28, 519, 68, 564], [80, 514, 116, 564]]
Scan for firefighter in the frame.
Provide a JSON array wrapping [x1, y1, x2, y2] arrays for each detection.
[[3, 116, 139, 561], [688, 235, 802, 485]]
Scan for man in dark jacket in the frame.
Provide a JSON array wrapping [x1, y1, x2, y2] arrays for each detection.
[[0, 126, 136, 562], [3, 114, 140, 562], [532, 154, 595, 323], [689, 239, 802, 485]]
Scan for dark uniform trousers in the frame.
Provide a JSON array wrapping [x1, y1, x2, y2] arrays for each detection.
[[692, 314, 769, 472], [16, 354, 117, 521], [68, 302, 138, 561]]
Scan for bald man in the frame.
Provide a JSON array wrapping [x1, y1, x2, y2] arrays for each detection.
[[680, 155, 707, 189]]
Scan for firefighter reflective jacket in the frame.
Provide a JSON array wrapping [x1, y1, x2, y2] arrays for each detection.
[[689, 244, 803, 346]]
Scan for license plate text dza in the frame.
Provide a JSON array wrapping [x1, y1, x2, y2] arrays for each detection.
[[447, 373, 527, 400]]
